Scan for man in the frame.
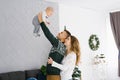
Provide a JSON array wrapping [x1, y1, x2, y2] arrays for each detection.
[[37, 12, 71, 80]]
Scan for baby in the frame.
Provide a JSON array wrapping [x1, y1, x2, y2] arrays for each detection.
[[32, 7, 54, 37]]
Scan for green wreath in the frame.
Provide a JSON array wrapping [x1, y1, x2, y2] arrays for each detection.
[[89, 34, 100, 51]]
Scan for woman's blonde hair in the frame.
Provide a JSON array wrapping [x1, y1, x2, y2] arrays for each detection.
[[70, 35, 81, 65]]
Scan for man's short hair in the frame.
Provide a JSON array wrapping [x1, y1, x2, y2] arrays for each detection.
[[64, 30, 71, 39]]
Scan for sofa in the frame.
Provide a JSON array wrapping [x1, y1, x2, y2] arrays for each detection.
[[0, 69, 42, 80]]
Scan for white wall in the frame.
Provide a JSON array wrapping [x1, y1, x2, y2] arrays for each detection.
[[0, 0, 59, 73], [59, 4, 107, 80]]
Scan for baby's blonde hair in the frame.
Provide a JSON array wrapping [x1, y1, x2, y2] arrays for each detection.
[[46, 7, 54, 12]]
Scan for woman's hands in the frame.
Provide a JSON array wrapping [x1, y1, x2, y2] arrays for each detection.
[[38, 12, 43, 23], [48, 57, 53, 64]]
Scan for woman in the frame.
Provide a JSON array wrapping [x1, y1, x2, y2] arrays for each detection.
[[48, 35, 81, 80]]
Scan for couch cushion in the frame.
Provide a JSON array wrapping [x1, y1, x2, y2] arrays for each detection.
[[0, 73, 9, 80], [25, 69, 40, 79], [8, 71, 25, 80]]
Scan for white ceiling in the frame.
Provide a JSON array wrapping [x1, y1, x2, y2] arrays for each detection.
[[45, 0, 120, 13]]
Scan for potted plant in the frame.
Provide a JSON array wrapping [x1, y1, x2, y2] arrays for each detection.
[[72, 66, 81, 80], [38, 65, 46, 80], [40, 65, 46, 75]]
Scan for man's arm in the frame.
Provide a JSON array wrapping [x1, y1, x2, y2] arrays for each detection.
[[38, 13, 58, 47]]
